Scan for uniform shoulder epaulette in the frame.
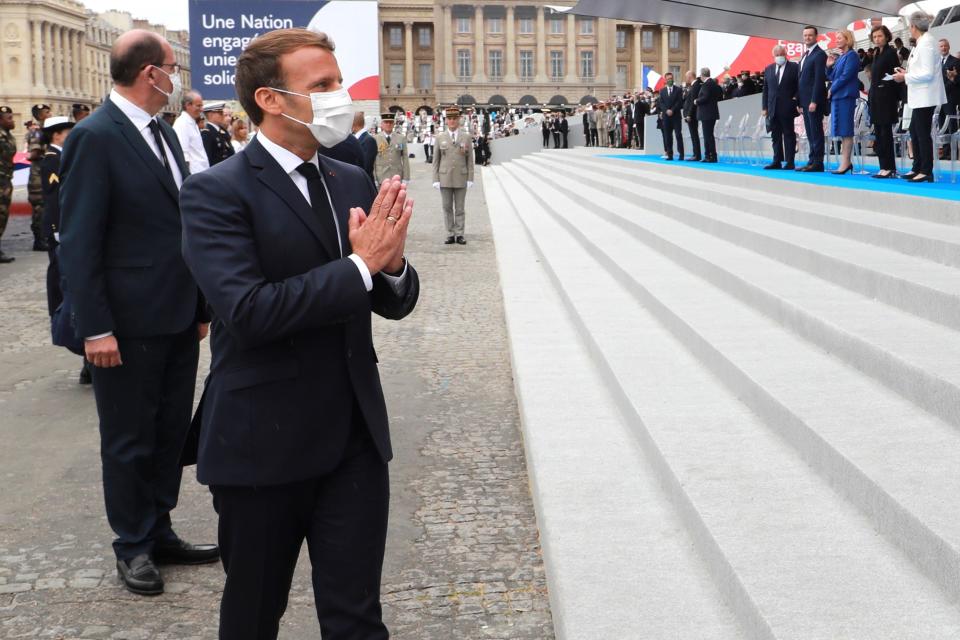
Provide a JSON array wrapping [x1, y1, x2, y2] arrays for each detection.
[[44, 151, 57, 156]]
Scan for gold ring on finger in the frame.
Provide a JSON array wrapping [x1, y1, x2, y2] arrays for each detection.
[[387, 216, 398, 222]]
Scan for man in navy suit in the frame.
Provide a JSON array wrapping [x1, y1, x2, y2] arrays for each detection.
[[180, 28, 419, 639], [797, 26, 828, 171], [352, 110, 377, 181], [762, 45, 801, 170], [658, 72, 685, 160], [59, 29, 218, 597]]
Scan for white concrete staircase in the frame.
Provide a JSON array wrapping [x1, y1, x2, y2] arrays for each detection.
[[484, 148, 960, 639]]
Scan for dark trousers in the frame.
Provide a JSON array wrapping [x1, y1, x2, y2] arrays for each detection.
[[938, 102, 958, 153], [212, 420, 389, 640], [910, 105, 936, 175], [424, 144, 433, 163], [92, 325, 199, 560], [686, 118, 702, 159], [663, 115, 684, 159], [802, 110, 825, 164], [552, 132, 561, 148], [701, 119, 718, 160], [771, 117, 797, 166], [46, 243, 62, 316], [589, 128, 599, 146], [874, 122, 896, 172], [562, 132, 568, 148], [542, 132, 550, 147]]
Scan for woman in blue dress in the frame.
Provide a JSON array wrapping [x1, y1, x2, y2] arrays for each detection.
[[826, 29, 861, 174]]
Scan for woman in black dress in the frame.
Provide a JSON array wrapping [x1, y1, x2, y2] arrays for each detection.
[[868, 25, 901, 178]]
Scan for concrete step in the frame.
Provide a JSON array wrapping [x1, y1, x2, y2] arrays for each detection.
[[515, 154, 960, 431], [491, 164, 960, 638], [506, 156, 960, 600], [591, 150, 960, 227], [539, 153, 960, 268], [518, 154, 960, 334], [482, 170, 743, 639]]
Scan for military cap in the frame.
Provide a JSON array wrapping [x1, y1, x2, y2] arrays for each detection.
[[72, 103, 90, 113], [32, 103, 51, 118], [0, 106, 11, 115], [202, 101, 226, 113], [444, 106, 462, 117], [380, 112, 396, 121]]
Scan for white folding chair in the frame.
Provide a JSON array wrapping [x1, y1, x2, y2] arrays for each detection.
[[852, 99, 873, 175]]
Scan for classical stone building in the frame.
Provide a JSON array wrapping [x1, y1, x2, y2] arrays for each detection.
[[379, 0, 696, 113], [0, 0, 190, 140]]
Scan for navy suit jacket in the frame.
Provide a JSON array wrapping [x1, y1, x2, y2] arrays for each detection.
[[319, 134, 365, 170], [179, 137, 419, 487], [798, 45, 828, 111], [763, 62, 800, 123], [357, 131, 377, 180], [59, 97, 202, 339], [659, 85, 684, 119], [695, 79, 724, 121]]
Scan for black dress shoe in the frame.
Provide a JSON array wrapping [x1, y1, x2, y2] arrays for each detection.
[[783, 163, 796, 170], [801, 164, 824, 173], [831, 165, 853, 175], [763, 163, 782, 170], [456, 236, 467, 245], [872, 171, 896, 179], [154, 538, 220, 565], [0, 251, 13, 264], [32, 238, 49, 252], [78, 360, 92, 385], [686, 156, 702, 162], [117, 554, 163, 596], [908, 173, 934, 183], [444, 236, 455, 245], [901, 172, 918, 180]]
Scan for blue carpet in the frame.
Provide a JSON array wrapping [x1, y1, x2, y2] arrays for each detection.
[[599, 154, 960, 203]]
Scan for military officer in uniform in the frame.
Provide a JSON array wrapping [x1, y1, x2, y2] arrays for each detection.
[[373, 112, 410, 185], [72, 103, 92, 123], [27, 103, 52, 251], [0, 106, 16, 263], [432, 106, 474, 245], [200, 101, 235, 167]]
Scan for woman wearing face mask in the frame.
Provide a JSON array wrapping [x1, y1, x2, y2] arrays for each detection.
[[868, 24, 900, 178], [826, 29, 860, 174]]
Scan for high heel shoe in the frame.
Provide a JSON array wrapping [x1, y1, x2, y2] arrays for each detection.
[[872, 171, 895, 179], [830, 165, 853, 175], [908, 173, 934, 183]]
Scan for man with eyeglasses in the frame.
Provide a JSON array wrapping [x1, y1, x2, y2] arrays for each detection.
[[59, 29, 218, 597]]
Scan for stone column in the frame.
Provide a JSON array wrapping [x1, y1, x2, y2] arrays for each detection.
[[53, 27, 62, 90], [66, 31, 75, 95], [565, 13, 576, 83], [597, 18, 608, 85], [661, 25, 670, 76], [504, 5, 517, 82], [42, 23, 52, 89], [404, 21, 415, 93], [32, 21, 44, 88], [443, 5, 454, 82], [633, 25, 644, 91], [535, 6, 547, 82], [474, 6, 484, 81], [689, 29, 697, 77], [75, 30, 84, 94]]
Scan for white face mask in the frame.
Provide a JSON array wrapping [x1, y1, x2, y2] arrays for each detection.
[[269, 87, 354, 148], [152, 65, 183, 108], [775, 56, 787, 66]]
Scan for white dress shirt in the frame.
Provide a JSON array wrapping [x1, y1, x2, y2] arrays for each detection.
[[255, 131, 408, 292], [109, 89, 184, 188], [173, 110, 209, 174], [87, 91, 186, 341]]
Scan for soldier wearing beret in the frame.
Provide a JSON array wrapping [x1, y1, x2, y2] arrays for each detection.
[[373, 112, 410, 185], [0, 106, 16, 263], [27, 103, 52, 251], [200, 101, 235, 167], [72, 103, 92, 123]]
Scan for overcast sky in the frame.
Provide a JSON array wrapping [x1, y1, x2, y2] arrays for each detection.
[[75, 0, 960, 35]]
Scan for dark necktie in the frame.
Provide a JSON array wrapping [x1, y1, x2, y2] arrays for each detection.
[[295, 161, 341, 257], [147, 119, 173, 180], [386, 135, 391, 144]]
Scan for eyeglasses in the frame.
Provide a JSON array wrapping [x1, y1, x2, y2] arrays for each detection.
[[152, 62, 182, 74]]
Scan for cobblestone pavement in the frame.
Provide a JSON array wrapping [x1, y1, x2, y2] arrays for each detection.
[[0, 159, 554, 639]]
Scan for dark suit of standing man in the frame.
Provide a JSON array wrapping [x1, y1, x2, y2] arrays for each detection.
[[352, 111, 377, 181], [762, 50, 801, 169], [695, 69, 724, 162], [58, 29, 218, 597], [939, 39, 960, 144], [180, 29, 419, 639], [797, 26, 828, 171], [659, 73, 685, 160], [682, 72, 703, 161]]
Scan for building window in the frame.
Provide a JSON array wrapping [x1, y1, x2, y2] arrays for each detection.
[[580, 51, 595, 78], [488, 17, 502, 34], [520, 50, 534, 78], [488, 50, 503, 78], [419, 26, 431, 47], [389, 26, 402, 48], [670, 65, 682, 78], [550, 16, 564, 35], [616, 64, 628, 90], [389, 63, 403, 89], [457, 49, 472, 77], [519, 17, 533, 34], [550, 50, 563, 78], [616, 28, 627, 49], [669, 30, 680, 49], [457, 17, 471, 34], [419, 63, 432, 89], [642, 30, 653, 49], [580, 18, 594, 35]]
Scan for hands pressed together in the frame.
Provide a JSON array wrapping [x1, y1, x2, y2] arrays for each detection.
[[349, 175, 413, 275]]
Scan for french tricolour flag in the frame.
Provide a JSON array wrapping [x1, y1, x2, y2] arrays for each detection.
[[645, 68, 666, 92]]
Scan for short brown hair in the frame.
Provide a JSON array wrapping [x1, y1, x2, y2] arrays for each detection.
[[871, 25, 893, 45], [235, 28, 335, 125]]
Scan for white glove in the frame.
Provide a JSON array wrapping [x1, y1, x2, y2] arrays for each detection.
[[432, 182, 440, 190], [467, 181, 474, 189]]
